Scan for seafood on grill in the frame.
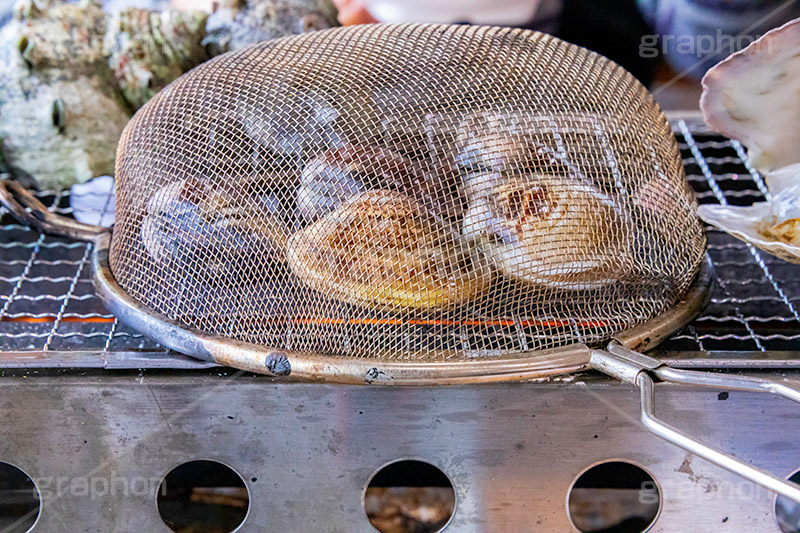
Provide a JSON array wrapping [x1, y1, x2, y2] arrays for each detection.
[[104, 7, 209, 110], [296, 143, 464, 222], [242, 82, 348, 160], [462, 169, 504, 202], [141, 177, 290, 275], [698, 164, 800, 264], [203, 0, 338, 56], [0, 0, 131, 190], [699, 17, 800, 263], [462, 173, 629, 289], [288, 189, 492, 310], [701, 17, 800, 173], [454, 111, 555, 172]]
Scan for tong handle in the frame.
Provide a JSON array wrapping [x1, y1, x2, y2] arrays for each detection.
[[592, 341, 800, 503], [0, 179, 106, 241]]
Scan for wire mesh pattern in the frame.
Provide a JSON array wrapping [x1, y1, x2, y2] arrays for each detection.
[[109, 23, 705, 361], [0, 122, 796, 359], [0, 189, 160, 354], [0, 120, 800, 353], [660, 119, 800, 353], [0, 136, 797, 360]]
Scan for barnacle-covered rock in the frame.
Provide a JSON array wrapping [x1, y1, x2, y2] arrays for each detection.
[[0, 0, 131, 190], [104, 8, 209, 110], [203, 0, 338, 56]]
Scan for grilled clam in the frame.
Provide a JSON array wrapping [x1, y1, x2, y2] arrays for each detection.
[[242, 83, 345, 160], [141, 177, 290, 276], [462, 174, 628, 289], [288, 190, 492, 310], [455, 111, 546, 171], [296, 143, 463, 222]]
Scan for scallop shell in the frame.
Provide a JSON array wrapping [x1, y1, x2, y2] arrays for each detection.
[[700, 17, 800, 173], [697, 164, 800, 264]]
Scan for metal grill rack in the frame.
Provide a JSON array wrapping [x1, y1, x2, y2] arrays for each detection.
[[661, 119, 800, 355], [0, 117, 798, 368]]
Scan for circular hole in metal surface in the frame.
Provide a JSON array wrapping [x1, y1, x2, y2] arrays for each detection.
[[157, 459, 249, 533], [363, 459, 456, 533], [776, 470, 800, 532], [0, 462, 40, 533], [567, 460, 661, 533]]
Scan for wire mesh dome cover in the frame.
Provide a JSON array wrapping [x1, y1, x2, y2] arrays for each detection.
[[111, 23, 706, 362]]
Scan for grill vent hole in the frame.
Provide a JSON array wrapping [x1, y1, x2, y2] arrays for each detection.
[[363, 459, 456, 533], [157, 459, 249, 533], [567, 460, 661, 533], [776, 470, 800, 532], [0, 462, 40, 533]]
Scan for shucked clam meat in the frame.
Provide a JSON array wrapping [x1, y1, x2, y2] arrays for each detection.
[[462, 173, 630, 290], [141, 177, 290, 277]]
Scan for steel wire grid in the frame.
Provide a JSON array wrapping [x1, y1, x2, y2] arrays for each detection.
[[0, 118, 798, 368]]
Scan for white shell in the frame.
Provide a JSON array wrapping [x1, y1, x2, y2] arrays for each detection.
[[700, 18, 800, 173], [697, 164, 800, 263]]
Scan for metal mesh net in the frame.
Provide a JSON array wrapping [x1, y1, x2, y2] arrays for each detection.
[[110, 23, 706, 361]]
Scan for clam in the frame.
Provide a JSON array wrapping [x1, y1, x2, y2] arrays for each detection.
[[288, 190, 492, 310], [296, 143, 464, 223], [141, 177, 290, 278], [462, 173, 630, 290]]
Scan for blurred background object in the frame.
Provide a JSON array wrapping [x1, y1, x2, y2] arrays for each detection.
[[104, 7, 209, 109], [2, 0, 799, 191], [364, 0, 543, 26], [638, 0, 800, 79], [0, 0, 339, 191], [203, 0, 338, 56], [331, 0, 800, 86], [0, 0, 132, 190]]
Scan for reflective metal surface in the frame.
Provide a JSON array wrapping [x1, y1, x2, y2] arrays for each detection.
[[591, 341, 800, 503], [0, 373, 797, 531]]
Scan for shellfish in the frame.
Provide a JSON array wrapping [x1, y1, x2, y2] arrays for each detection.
[[462, 173, 629, 289], [288, 189, 492, 310]]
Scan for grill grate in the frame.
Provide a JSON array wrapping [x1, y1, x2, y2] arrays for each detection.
[[660, 119, 800, 353], [0, 117, 798, 367]]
